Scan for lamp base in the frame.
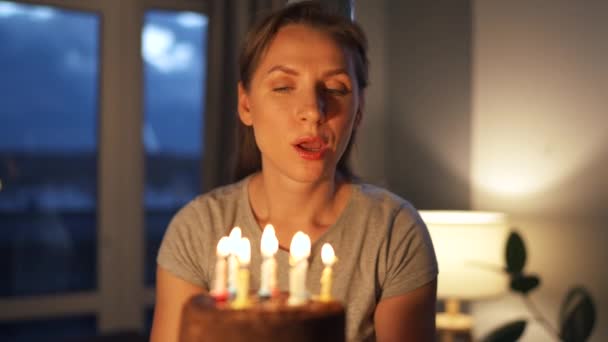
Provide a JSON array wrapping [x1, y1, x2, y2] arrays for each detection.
[[436, 299, 473, 342], [436, 312, 472, 331]]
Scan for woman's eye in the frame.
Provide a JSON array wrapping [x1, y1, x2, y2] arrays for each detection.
[[324, 87, 350, 96], [272, 86, 292, 93]]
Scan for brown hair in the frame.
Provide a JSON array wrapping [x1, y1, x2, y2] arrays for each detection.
[[233, 0, 369, 181]]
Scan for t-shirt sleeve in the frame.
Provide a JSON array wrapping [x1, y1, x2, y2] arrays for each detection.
[[380, 205, 438, 299], [156, 202, 210, 290]]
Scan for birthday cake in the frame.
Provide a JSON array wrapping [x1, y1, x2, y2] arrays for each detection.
[[179, 293, 345, 342]]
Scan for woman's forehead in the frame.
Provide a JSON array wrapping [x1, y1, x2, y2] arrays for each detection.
[[256, 24, 354, 76]]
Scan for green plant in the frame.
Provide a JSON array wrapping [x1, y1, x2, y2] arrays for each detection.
[[482, 230, 596, 342]]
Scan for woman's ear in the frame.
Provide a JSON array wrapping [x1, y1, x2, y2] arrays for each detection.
[[238, 82, 253, 126]]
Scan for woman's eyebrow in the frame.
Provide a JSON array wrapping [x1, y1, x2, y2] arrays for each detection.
[[266, 65, 299, 76], [322, 68, 349, 78], [265, 65, 349, 78]]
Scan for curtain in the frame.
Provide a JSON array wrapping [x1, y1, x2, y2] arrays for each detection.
[[202, 0, 286, 190]]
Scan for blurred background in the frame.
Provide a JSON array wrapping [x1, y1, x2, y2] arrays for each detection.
[[0, 0, 606, 341]]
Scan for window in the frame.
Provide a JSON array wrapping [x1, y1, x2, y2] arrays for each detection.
[[0, 0, 99, 298], [0, 315, 96, 341], [0, 0, 210, 338], [142, 9, 207, 287]]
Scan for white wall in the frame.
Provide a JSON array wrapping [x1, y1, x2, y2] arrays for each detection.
[[471, 1, 608, 341], [380, 1, 472, 210], [356, 0, 607, 341], [352, 0, 388, 186]]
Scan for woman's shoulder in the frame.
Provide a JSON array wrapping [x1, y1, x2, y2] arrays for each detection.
[[353, 182, 417, 215], [172, 177, 249, 224], [190, 177, 248, 206]]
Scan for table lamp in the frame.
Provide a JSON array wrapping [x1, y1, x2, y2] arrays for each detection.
[[419, 210, 509, 342]]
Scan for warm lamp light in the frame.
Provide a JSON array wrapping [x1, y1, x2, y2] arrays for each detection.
[[419, 210, 509, 341]]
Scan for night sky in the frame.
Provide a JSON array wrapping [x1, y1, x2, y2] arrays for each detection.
[[0, 1, 207, 157]]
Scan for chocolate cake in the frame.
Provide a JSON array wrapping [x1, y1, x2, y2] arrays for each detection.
[[179, 293, 345, 342]]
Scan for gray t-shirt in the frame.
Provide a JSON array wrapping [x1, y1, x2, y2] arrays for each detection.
[[158, 176, 438, 341]]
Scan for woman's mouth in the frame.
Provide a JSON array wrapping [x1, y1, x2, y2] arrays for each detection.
[[292, 137, 328, 160]]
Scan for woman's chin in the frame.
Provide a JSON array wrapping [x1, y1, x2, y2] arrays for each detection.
[[261, 155, 336, 184], [288, 165, 335, 184]]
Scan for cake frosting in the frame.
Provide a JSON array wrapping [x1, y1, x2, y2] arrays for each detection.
[[180, 293, 345, 342]]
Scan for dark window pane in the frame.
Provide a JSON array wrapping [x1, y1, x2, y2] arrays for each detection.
[[142, 10, 207, 286], [0, 315, 96, 342], [0, 1, 99, 296]]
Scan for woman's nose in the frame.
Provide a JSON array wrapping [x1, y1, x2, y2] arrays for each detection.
[[297, 88, 326, 124]]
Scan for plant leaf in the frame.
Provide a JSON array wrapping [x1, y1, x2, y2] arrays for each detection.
[[510, 274, 540, 295], [482, 320, 527, 342], [559, 287, 596, 342], [506, 231, 526, 274]]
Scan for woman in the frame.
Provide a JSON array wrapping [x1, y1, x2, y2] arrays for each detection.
[[151, 2, 438, 341]]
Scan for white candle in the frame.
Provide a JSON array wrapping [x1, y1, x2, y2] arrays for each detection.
[[319, 243, 337, 302], [227, 227, 242, 297], [211, 236, 230, 300], [259, 224, 279, 298], [287, 231, 311, 306], [232, 237, 251, 309]]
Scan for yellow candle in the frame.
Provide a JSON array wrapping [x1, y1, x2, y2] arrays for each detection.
[[319, 243, 337, 302], [259, 224, 278, 298], [288, 231, 311, 306], [227, 227, 242, 297], [232, 237, 251, 309], [211, 236, 230, 300]]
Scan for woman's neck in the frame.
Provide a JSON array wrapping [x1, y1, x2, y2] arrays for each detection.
[[248, 171, 350, 246]]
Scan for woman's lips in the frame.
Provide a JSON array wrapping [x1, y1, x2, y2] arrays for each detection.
[[294, 144, 327, 160], [292, 136, 328, 160]]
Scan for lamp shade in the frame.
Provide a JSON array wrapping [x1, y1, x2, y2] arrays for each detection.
[[419, 210, 509, 300]]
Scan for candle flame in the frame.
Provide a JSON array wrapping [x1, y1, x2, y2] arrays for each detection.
[[229, 226, 242, 241], [321, 243, 336, 266], [236, 237, 251, 265], [228, 227, 242, 254], [261, 224, 279, 257], [289, 231, 311, 261], [216, 236, 230, 257]]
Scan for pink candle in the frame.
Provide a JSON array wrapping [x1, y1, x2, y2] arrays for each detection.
[[227, 227, 242, 297], [211, 236, 230, 300]]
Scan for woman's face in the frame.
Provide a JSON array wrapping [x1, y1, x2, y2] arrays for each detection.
[[238, 24, 362, 184]]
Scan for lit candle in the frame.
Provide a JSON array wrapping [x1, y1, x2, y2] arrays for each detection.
[[259, 224, 279, 298], [287, 231, 311, 306], [232, 237, 251, 309], [227, 227, 242, 298], [319, 243, 337, 302], [211, 236, 230, 301]]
